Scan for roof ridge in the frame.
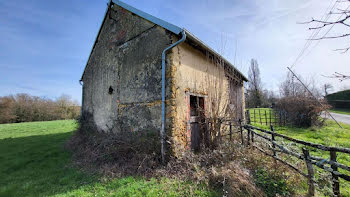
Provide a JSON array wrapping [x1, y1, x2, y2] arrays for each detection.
[[81, 0, 248, 81], [112, 0, 182, 35]]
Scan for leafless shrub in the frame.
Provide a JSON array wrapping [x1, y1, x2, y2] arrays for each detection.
[[67, 118, 266, 196], [275, 96, 329, 127], [0, 93, 80, 124], [0, 95, 17, 124], [277, 72, 329, 127], [66, 116, 162, 177]]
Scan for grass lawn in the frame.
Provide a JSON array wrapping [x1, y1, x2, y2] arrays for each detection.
[[0, 120, 219, 197], [330, 108, 350, 116], [247, 108, 286, 126], [250, 119, 350, 196]]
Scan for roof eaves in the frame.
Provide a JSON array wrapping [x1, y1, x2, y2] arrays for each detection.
[[112, 0, 182, 35], [184, 29, 248, 81], [82, 0, 248, 82], [81, 1, 110, 81]]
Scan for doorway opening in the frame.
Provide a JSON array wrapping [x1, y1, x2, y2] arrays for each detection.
[[189, 95, 205, 151]]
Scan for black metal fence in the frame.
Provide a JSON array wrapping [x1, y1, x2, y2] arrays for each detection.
[[245, 108, 287, 126]]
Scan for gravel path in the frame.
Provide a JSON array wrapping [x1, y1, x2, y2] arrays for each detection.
[[328, 112, 350, 125]]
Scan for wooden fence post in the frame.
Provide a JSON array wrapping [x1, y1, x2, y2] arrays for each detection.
[[265, 110, 268, 125], [239, 119, 244, 145], [270, 125, 276, 157], [254, 109, 256, 123], [247, 110, 251, 124], [302, 148, 315, 197], [330, 151, 340, 197], [229, 122, 232, 141], [269, 109, 272, 126], [251, 130, 254, 143], [247, 128, 251, 146], [259, 109, 262, 124]]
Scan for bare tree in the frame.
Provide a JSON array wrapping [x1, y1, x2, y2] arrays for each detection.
[[246, 59, 263, 108], [304, 0, 350, 81], [0, 93, 80, 124], [279, 72, 321, 98], [322, 72, 350, 81], [303, 1, 350, 80], [305, 0, 350, 51], [323, 83, 334, 96], [280, 72, 304, 97]]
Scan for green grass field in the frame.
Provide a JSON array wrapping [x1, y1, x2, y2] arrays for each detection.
[[330, 108, 350, 116], [248, 109, 350, 196], [0, 120, 219, 197], [247, 108, 286, 126]]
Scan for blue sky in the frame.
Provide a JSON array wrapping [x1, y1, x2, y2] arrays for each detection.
[[1, 0, 349, 103]]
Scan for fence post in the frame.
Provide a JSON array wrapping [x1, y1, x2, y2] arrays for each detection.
[[302, 148, 315, 197], [270, 125, 276, 157], [254, 109, 256, 123], [251, 129, 254, 143], [330, 151, 340, 197], [229, 122, 232, 141], [265, 110, 268, 125], [247, 128, 251, 146], [269, 109, 272, 126], [259, 109, 262, 124], [239, 119, 244, 145], [247, 110, 251, 124]]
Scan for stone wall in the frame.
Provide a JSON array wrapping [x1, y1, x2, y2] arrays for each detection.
[[81, 3, 245, 156], [81, 5, 174, 134], [169, 40, 244, 154]]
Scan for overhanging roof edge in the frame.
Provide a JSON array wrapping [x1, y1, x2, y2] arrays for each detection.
[[184, 29, 248, 81], [112, 0, 182, 35], [82, 0, 248, 82]]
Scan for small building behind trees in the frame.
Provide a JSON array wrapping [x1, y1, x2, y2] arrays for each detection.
[[80, 0, 247, 156]]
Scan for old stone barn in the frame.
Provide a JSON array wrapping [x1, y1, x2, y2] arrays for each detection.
[[80, 0, 247, 157]]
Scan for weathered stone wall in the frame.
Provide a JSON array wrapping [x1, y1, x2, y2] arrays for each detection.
[[81, 3, 245, 156], [169, 40, 244, 154], [82, 5, 174, 134]]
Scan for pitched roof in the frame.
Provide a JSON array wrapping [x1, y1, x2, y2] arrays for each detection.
[[112, 0, 248, 81], [113, 0, 182, 35], [82, 0, 248, 81]]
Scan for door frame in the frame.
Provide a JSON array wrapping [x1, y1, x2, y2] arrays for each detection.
[[185, 92, 207, 150]]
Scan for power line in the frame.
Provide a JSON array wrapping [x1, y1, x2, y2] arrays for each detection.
[[287, 67, 343, 128], [290, 0, 338, 69], [286, 1, 346, 129], [300, 3, 350, 60]]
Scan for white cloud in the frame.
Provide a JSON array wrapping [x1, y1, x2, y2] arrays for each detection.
[[162, 0, 350, 93]]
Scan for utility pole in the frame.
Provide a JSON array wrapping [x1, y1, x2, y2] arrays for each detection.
[[287, 67, 342, 128]]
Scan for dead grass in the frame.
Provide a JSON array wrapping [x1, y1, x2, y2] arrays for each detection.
[[66, 118, 304, 196]]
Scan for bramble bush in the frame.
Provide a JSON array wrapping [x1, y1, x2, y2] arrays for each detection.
[[275, 96, 329, 127]]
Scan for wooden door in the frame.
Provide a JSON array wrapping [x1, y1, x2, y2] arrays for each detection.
[[189, 95, 205, 151]]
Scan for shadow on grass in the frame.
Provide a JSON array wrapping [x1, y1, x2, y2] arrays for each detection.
[[0, 132, 99, 197], [0, 132, 221, 197]]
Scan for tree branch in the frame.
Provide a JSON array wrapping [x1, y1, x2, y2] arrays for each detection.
[[309, 33, 350, 40], [303, 4, 350, 53], [334, 46, 350, 53], [322, 72, 350, 81]]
